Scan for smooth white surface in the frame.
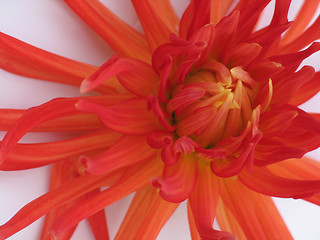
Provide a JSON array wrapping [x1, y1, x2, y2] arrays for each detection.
[[0, 0, 319, 239]]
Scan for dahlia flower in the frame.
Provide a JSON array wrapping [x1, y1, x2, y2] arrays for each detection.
[[1, 0, 320, 239]]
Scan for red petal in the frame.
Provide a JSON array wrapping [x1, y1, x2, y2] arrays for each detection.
[[239, 166, 320, 199], [131, 0, 178, 51], [219, 178, 293, 240], [179, 0, 211, 39], [64, 0, 150, 62], [76, 98, 163, 134], [189, 163, 235, 240], [81, 56, 159, 96], [81, 135, 157, 175], [1, 130, 120, 170], [0, 33, 103, 90], [152, 154, 198, 203], [0, 170, 123, 239], [50, 157, 163, 237]]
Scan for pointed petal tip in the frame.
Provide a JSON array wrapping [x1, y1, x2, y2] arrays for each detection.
[[80, 79, 91, 93]]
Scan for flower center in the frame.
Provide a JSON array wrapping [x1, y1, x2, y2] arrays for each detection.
[[149, 29, 263, 177], [167, 63, 256, 148]]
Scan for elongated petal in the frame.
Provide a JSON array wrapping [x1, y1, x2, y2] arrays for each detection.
[[187, 202, 201, 240], [76, 98, 163, 134], [219, 178, 293, 240], [64, 0, 150, 62], [239, 166, 320, 199], [0, 170, 123, 239], [115, 186, 178, 240], [279, 15, 320, 53], [179, 0, 211, 39], [81, 135, 157, 175], [189, 163, 235, 240], [41, 160, 79, 240], [0, 32, 104, 89], [131, 0, 178, 51], [86, 191, 109, 240], [81, 56, 159, 96], [281, 0, 320, 46], [50, 158, 163, 237], [0, 130, 120, 170], [152, 154, 198, 203]]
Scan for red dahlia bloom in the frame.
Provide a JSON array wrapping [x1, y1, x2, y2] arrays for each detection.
[[1, 0, 320, 239]]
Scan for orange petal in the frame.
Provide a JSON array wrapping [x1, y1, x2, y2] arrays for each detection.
[[187, 202, 201, 240], [0, 169, 123, 239], [188, 163, 235, 239], [0, 130, 120, 170], [219, 178, 293, 240], [0, 32, 104, 90], [115, 186, 178, 240], [131, 0, 178, 51], [210, 0, 235, 24], [64, 0, 150, 62], [50, 157, 163, 237], [81, 135, 157, 175]]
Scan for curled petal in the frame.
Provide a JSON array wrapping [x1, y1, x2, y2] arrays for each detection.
[[152, 154, 198, 203]]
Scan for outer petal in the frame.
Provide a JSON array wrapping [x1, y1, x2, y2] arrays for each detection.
[[239, 166, 320, 199], [0, 169, 123, 239], [219, 178, 293, 240], [188, 163, 235, 240], [0, 32, 114, 89], [179, 0, 211, 39], [40, 160, 79, 240], [131, 0, 179, 51], [50, 157, 163, 237], [0, 108, 103, 132], [0, 130, 120, 170], [80, 56, 159, 96], [115, 186, 178, 240], [64, 0, 150, 62], [280, 0, 320, 46], [76, 98, 163, 135], [81, 135, 157, 175]]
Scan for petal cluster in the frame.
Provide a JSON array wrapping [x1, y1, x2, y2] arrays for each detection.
[[0, 0, 320, 239]]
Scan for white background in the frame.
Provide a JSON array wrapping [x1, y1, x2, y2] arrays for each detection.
[[0, 0, 319, 239]]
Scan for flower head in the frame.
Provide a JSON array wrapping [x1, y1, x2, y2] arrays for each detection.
[[0, 0, 320, 239]]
